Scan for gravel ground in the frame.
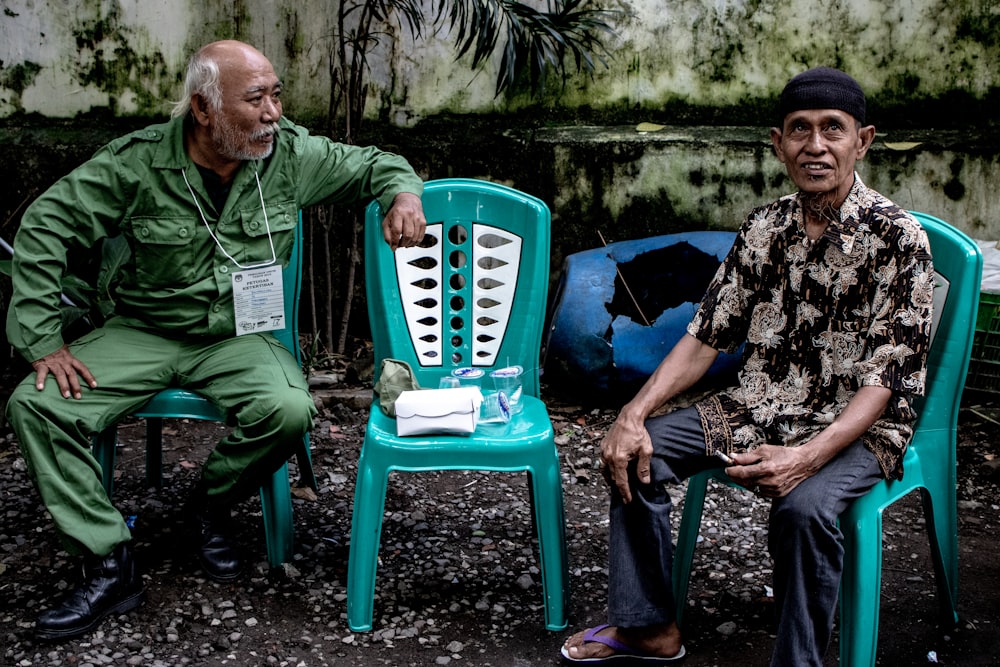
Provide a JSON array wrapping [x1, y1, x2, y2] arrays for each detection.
[[1, 386, 998, 667]]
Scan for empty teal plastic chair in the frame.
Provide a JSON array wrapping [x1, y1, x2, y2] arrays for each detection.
[[347, 178, 567, 632], [91, 214, 316, 568], [670, 212, 981, 666]]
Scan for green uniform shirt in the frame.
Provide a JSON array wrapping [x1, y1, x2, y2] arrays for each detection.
[[7, 115, 423, 362]]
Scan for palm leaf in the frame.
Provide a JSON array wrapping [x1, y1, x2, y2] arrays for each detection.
[[435, 0, 615, 96], [369, 0, 426, 38]]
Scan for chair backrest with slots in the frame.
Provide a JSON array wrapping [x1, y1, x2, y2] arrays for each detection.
[[365, 179, 551, 398]]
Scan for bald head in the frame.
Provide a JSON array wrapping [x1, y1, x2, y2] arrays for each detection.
[[170, 41, 275, 119], [198, 40, 269, 70]]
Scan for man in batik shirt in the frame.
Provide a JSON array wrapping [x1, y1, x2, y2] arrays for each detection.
[[561, 67, 934, 667]]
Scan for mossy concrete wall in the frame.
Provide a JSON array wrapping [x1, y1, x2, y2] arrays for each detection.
[[1, 0, 998, 253], [2, 120, 999, 275], [528, 125, 1000, 271], [2, 0, 998, 124]]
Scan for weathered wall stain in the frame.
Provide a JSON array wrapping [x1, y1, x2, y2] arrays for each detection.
[[0, 61, 42, 109], [70, 3, 172, 115]]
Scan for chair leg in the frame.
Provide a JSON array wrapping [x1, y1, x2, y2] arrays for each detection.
[[672, 471, 711, 629], [920, 488, 960, 627], [296, 433, 318, 491], [529, 460, 569, 631], [145, 417, 164, 489], [92, 426, 119, 497], [260, 462, 295, 568], [838, 507, 884, 667], [346, 455, 391, 632]]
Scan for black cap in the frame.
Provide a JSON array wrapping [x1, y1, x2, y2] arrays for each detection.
[[778, 67, 866, 125]]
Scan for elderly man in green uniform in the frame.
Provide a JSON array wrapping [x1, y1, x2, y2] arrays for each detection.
[[5, 40, 426, 641]]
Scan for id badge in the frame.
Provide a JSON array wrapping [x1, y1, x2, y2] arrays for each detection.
[[232, 265, 285, 335]]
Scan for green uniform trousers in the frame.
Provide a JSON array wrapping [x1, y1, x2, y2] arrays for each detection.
[[6, 316, 316, 557]]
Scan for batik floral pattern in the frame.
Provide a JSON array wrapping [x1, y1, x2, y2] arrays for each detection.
[[688, 175, 934, 480]]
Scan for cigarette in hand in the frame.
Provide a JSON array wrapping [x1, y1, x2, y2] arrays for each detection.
[[715, 450, 735, 465]]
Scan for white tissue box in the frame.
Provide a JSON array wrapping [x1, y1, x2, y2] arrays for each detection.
[[395, 387, 483, 436]]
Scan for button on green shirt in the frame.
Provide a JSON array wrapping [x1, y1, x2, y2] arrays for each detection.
[[7, 115, 424, 362]]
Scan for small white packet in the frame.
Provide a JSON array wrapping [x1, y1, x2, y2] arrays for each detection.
[[395, 387, 483, 436]]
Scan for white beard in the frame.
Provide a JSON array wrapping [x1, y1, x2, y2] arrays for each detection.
[[212, 117, 279, 161]]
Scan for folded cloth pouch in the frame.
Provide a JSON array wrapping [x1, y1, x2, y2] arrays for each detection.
[[395, 387, 483, 436], [373, 358, 421, 417]]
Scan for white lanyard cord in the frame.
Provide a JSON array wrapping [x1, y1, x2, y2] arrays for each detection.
[[181, 168, 277, 269]]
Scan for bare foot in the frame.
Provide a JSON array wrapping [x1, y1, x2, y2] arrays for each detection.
[[561, 622, 684, 661]]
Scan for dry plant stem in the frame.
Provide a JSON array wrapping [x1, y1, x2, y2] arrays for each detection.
[[598, 230, 650, 326]]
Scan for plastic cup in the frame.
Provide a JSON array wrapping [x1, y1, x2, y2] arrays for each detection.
[[451, 367, 485, 387], [479, 391, 511, 423], [490, 365, 524, 414]]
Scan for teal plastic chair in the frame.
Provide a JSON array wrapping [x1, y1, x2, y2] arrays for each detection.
[[91, 214, 316, 568], [347, 178, 567, 632], [670, 212, 981, 666]]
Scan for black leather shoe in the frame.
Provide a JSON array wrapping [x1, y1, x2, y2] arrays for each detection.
[[36, 544, 145, 641], [190, 508, 244, 582]]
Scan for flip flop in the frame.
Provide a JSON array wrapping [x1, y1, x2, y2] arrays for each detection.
[[560, 624, 687, 664]]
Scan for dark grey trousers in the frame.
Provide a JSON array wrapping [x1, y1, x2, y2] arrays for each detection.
[[606, 405, 883, 667]]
